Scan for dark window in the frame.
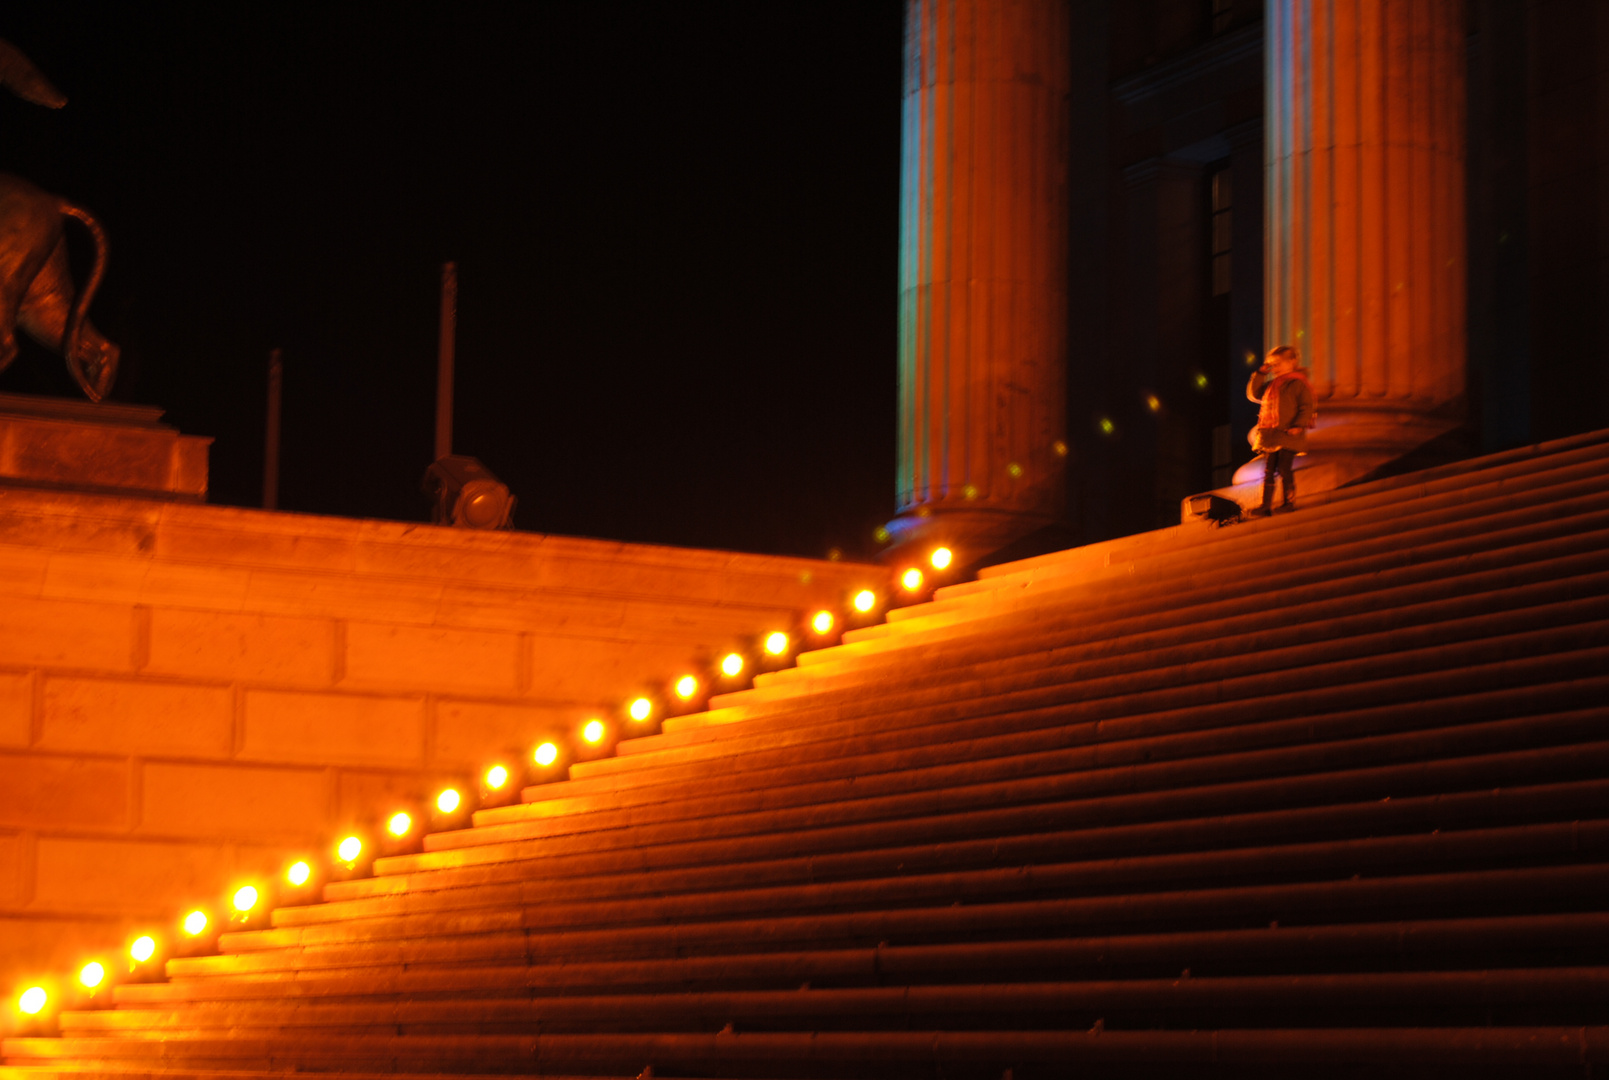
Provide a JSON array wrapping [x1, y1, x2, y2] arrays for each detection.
[[1210, 166, 1232, 296]]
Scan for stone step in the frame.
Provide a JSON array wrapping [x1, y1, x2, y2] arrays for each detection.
[[118, 910, 1609, 1004]]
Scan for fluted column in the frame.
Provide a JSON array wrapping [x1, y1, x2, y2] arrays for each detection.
[[1240, 0, 1467, 489], [888, 0, 1069, 562]]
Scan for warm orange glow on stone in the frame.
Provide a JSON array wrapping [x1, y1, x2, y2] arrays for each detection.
[[764, 632, 788, 656], [811, 610, 834, 634], [130, 936, 156, 963], [436, 788, 461, 813], [628, 697, 652, 721], [182, 910, 208, 936], [582, 720, 605, 744], [534, 742, 559, 767], [852, 590, 876, 613], [720, 653, 744, 677], [18, 986, 45, 1015], [78, 961, 104, 989], [232, 885, 258, 912], [930, 547, 953, 570], [901, 568, 923, 591], [387, 812, 412, 837], [485, 764, 509, 789], [674, 675, 698, 699], [336, 836, 363, 863], [285, 861, 312, 887]]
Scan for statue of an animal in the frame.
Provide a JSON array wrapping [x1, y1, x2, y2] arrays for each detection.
[[0, 173, 119, 401]]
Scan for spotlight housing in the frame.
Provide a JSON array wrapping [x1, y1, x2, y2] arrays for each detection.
[[423, 455, 516, 530]]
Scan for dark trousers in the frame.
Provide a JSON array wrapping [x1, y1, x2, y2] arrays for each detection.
[[1262, 448, 1296, 508]]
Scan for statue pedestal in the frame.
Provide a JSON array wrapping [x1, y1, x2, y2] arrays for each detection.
[[0, 392, 210, 501]]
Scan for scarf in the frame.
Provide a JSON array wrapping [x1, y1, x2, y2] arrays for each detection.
[[1257, 370, 1308, 430]]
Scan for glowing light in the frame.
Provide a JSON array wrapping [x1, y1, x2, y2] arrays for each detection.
[[826, 547, 842, 561], [873, 526, 891, 544], [763, 632, 788, 656], [17, 986, 45, 1015], [852, 590, 876, 613], [1098, 417, 1115, 436], [182, 910, 208, 936], [485, 764, 509, 790], [1053, 440, 1068, 457], [811, 610, 834, 635], [582, 720, 605, 744], [628, 697, 652, 721], [436, 788, 461, 813], [1194, 372, 1210, 390], [962, 484, 978, 500], [674, 675, 698, 700], [286, 861, 311, 887], [130, 936, 156, 963], [337, 836, 363, 863], [1007, 462, 1023, 478], [387, 812, 412, 838], [930, 547, 953, 571], [534, 742, 559, 767], [901, 568, 924, 591], [79, 962, 105, 989], [1145, 394, 1161, 412], [232, 886, 259, 913], [720, 653, 744, 677]]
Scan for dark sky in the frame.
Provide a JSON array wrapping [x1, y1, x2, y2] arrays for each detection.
[[1, 2, 904, 559]]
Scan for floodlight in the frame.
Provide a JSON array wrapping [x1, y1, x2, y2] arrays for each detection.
[[423, 455, 515, 529], [930, 547, 953, 570], [78, 962, 105, 990], [628, 697, 652, 722], [811, 610, 834, 635], [17, 987, 45, 1016], [720, 653, 744, 678], [534, 742, 559, 767], [436, 788, 462, 813]]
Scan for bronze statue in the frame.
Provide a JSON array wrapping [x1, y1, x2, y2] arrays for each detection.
[[0, 40, 118, 401]]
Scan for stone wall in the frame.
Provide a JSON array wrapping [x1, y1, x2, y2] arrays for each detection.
[[0, 485, 883, 992]]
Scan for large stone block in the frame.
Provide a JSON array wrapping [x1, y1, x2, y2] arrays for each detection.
[[0, 831, 24, 906], [33, 836, 228, 913], [0, 671, 29, 747], [140, 761, 329, 842], [0, 595, 133, 671], [433, 699, 574, 767], [147, 609, 336, 686], [0, 916, 132, 1000], [0, 753, 128, 831], [241, 689, 424, 768], [40, 678, 233, 758], [344, 622, 521, 694], [0, 393, 209, 500]]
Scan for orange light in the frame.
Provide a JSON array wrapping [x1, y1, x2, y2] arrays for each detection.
[[232, 886, 259, 913], [534, 742, 559, 767], [78, 962, 105, 989], [1145, 393, 1161, 412], [582, 720, 605, 744], [901, 568, 923, 591], [811, 610, 834, 634], [930, 547, 953, 571], [674, 675, 698, 700], [285, 861, 311, 887], [852, 590, 876, 613], [130, 936, 156, 964], [17, 986, 46, 1015], [387, 812, 412, 838], [436, 788, 461, 813], [182, 910, 208, 936], [763, 632, 788, 656], [337, 836, 363, 863], [628, 697, 652, 721], [720, 653, 744, 678], [1098, 417, 1115, 436], [485, 764, 509, 789], [1052, 440, 1068, 456], [1195, 372, 1210, 389]]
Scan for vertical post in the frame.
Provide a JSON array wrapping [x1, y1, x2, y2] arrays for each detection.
[[262, 348, 282, 511], [435, 261, 457, 462]]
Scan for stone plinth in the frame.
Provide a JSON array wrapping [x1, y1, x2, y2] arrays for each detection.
[[0, 392, 211, 500], [888, 0, 1070, 566], [1235, 0, 1469, 494]]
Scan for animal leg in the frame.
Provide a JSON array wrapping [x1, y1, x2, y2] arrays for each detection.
[[15, 238, 72, 354]]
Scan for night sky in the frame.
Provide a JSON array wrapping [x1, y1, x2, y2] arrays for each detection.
[[1, 2, 904, 559]]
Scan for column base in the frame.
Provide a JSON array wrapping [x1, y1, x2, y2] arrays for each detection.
[[879, 505, 1059, 570]]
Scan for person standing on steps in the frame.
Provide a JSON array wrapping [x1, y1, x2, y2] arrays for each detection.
[[1246, 344, 1315, 516]]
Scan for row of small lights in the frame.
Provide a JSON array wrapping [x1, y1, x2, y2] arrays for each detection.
[[10, 547, 958, 1026]]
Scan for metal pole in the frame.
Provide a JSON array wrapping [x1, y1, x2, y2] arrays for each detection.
[[263, 347, 282, 510], [435, 261, 457, 462]]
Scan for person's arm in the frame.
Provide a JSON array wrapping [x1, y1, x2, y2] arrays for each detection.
[[1247, 369, 1269, 404]]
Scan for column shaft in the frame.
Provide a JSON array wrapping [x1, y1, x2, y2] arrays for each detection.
[[892, 0, 1069, 559]]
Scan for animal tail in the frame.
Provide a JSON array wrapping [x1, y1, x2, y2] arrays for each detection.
[[59, 200, 110, 399]]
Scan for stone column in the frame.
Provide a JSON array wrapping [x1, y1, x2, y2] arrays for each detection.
[[887, 0, 1069, 563], [1237, 0, 1468, 491]]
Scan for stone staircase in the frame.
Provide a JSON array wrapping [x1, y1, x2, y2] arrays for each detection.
[[6, 430, 1609, 1078]]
